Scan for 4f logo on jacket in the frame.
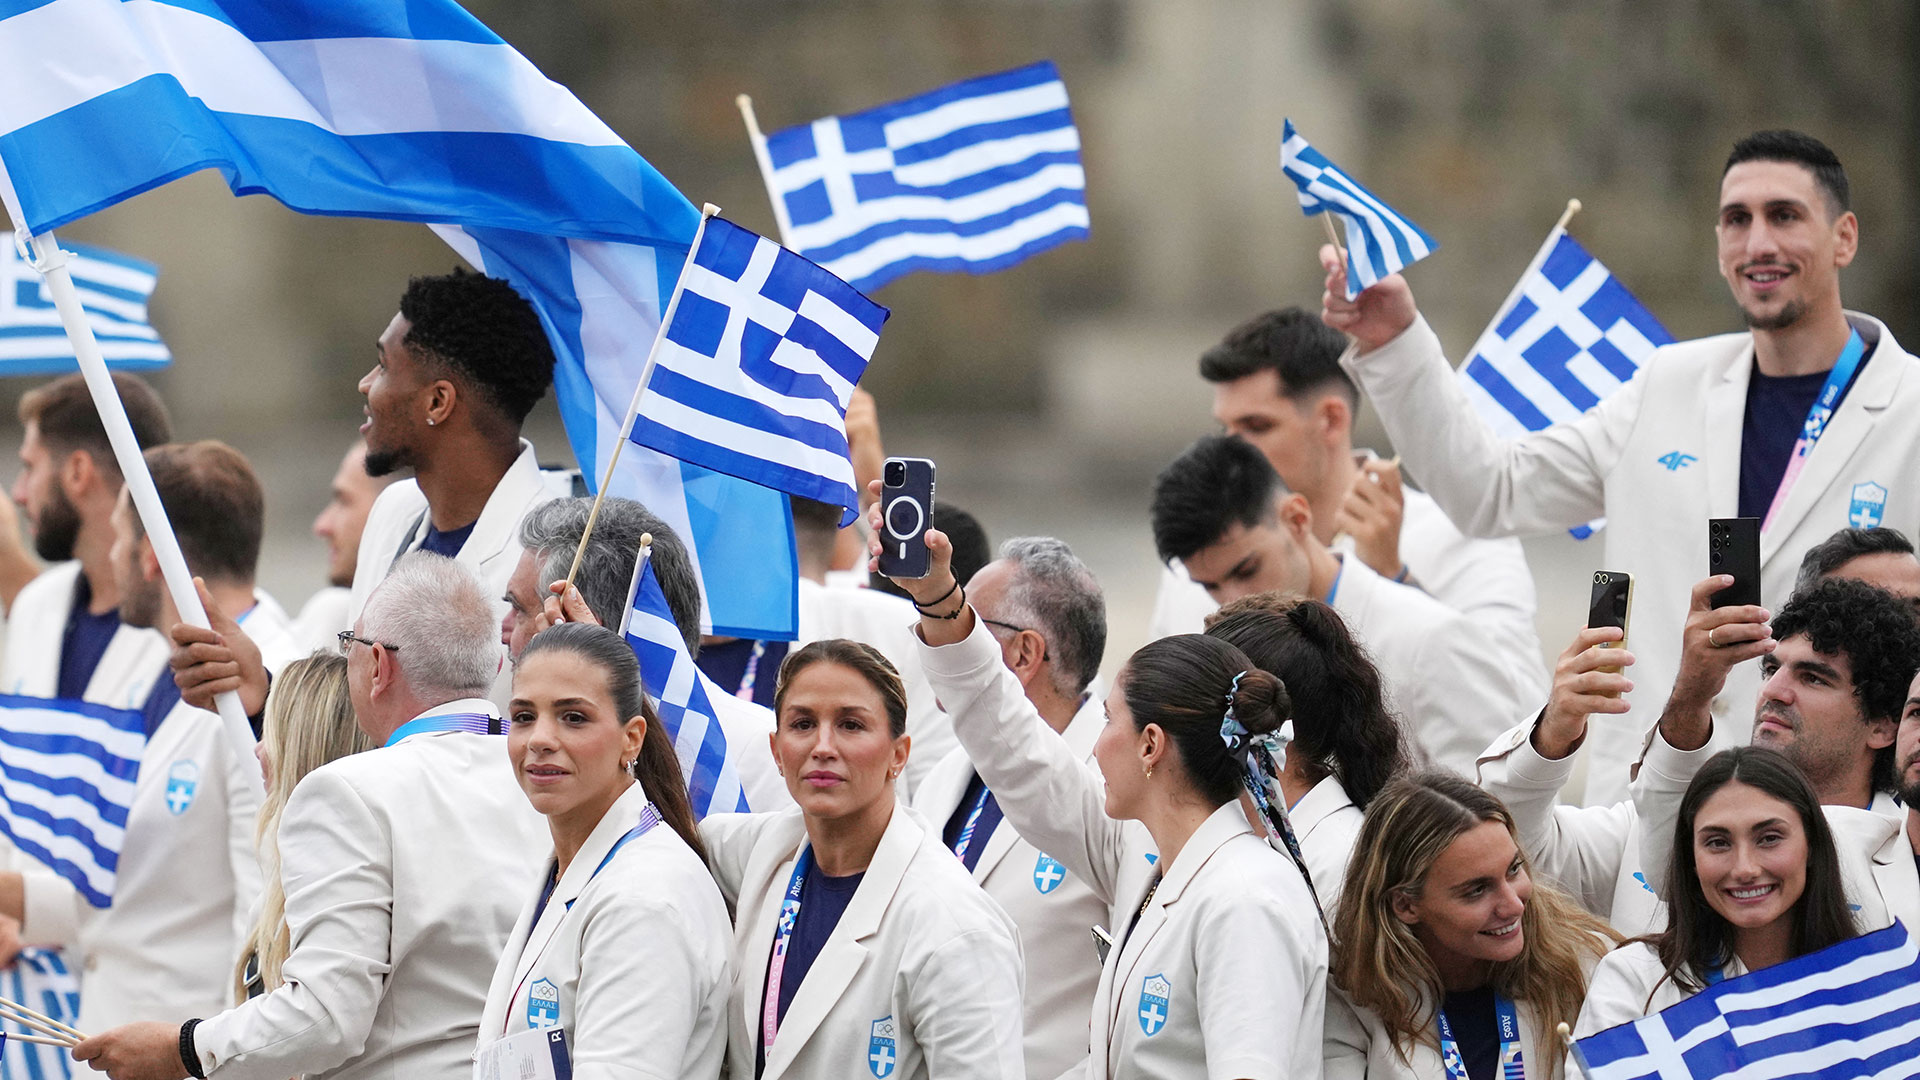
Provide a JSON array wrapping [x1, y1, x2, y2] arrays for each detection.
[[1657, 450, 1697, 471]]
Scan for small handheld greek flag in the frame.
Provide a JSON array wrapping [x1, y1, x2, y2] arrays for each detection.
[[1280, 120, 1438, 300], [630, 214, 887, 527], [620, 549, 752, 817], [0, 695, 147, 908], [1459, 224, 1673, 540], [0, 239, 169, 374], [1575, 920, 1920, 1080], [0, 948, 80, 1079], [757, 60, 1090, 294]]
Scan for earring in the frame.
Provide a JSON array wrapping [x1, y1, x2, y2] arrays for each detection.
[[1144, 765, 1154, 779], [426, 417, 436, 426]]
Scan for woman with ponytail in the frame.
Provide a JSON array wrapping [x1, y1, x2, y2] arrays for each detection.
[[1327, 773, 1618, 1080], [871, 488, 1328, 1080], [1207, 594, 1411, 904], [476, 622, 732, 1079]]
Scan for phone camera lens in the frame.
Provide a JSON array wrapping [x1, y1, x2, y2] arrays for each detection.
[[884, 461, 906, 486], [1711, 551, 1722, 565]]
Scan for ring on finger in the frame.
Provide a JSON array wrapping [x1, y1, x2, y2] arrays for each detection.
[[1707, 627, 1722, 648]]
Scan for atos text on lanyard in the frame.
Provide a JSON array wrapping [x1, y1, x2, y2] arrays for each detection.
[[1437, 992, 1522, 1080], [1763, 328, 1866, 533]]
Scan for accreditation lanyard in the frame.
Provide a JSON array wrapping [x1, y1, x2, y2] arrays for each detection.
[[761, 845, 815, 1056], [1436, 993, 1522, 1080], [1762, 328, 1866, 532], [950, 783, 993, 863], [384, 710, 500, 746]]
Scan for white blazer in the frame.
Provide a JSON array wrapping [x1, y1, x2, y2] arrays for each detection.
[[918, 621, 1327, 1080], [699, 804, 1026, 1080], [476, 784, 731, 1080], [194, 707, 549, 1080], [1290, 775, 1365, 911], [1146, 485, 1544, 668], [1572, 942, 1748, 1043], [711, 682, 794, 812], [797, 577, 955, 797], [913, 692, 1107, 1080], [1345, 312, 1920, 805], [1, 561, 169, 707]]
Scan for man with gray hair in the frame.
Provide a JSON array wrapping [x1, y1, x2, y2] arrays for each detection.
[[912, 536, 1120, 1080], [501, 495, 787, 809], [75, 552, 547, 1080]]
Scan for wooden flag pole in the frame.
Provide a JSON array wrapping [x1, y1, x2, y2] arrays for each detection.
[[1555, 198, 1583, 235], [1320, 213, 1346, 264], [736, 95, 797, 248], [562, 208, 718, 587], [1556, 1023, 1597, 1080]]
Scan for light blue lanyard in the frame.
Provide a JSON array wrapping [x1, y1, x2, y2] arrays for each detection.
[[1762, 328, 1865, 530], [762, 845, 814, 1053], [383, 710, 499, 747], [1437, 992, 1522, 1080], [951, 783, 993, 862]]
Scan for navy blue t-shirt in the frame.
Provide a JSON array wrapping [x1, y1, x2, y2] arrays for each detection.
[[940, 774, 1005, 872], [1738, 345, 1872, 520], [57, 576, 120, 700], [418, 521, 475, 559], [696, 638, 789, 709], [758, 862, 862, 1076], [1440, 985, 1498, 1080]]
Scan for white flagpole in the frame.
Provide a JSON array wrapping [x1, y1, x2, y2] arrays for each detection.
[[564, 207, 716, 585], [735, 95, 796, 248], [1473, 198, 1583, 351], [15, 228, 264, 800]]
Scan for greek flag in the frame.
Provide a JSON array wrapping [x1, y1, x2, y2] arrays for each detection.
[[0, 948, 80, 1080], [0, 238, 168, 374], [0, 696, 146, 909], [1577, 921, 1920, 1080], [631, 215, 886, 527], [757, 60, 1089, 294], [0, 0, 797, 639], [1280, 120, 1438, 300], [621, 550, 751, 817], [1459, 227, 1673, 540]]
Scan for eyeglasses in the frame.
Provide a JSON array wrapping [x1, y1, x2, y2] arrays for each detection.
[[980, 618, 1049, 662], [337, 630, 400, 655]]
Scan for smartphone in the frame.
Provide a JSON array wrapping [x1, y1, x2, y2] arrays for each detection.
[[1708, 518, 1762, 609], [1587, 571, 1633, 679], [877, 457, 936, 579]]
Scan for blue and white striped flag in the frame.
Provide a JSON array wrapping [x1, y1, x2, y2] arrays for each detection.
[[1280, 120, 1438, 300], [620, 550, 752, 817], [0, 696, 146, 909], [0, 238, 169, 374], [1575, 920, 1920, 1080], [631, 215, 886, 527], [1459, 227, 1673, 540], [757, 60, 1090, 294], [0, 0, 799, 641], [0, 948, 80, 1080]]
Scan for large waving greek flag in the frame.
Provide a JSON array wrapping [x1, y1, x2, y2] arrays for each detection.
[[756, 61, 1089, 294], [0, 696, 146, 909], [631, 215, 887, 527], [1280, 120, 1438, 300], [0, 0, 798, 640], [0, 239, 169, 374], [1575, 920, 1920, 1080], [1459, 226, 1673, 540], [621, 551, 751, 817]]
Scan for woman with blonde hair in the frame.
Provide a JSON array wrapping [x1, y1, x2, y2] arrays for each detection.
[[232, 652, 374, 1001], [1326, 772, 1617, 1080]]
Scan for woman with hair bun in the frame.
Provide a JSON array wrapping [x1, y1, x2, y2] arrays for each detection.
[[872, 490, 1328, 1080]]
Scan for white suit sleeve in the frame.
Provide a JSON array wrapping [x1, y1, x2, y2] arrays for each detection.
[[908, 926, 1026, 1080], [570, 889, 725, 1080], [1405, 617, 1546, 776], [1571, 944, 1664, 1040], [1341, 315, 1650, 538], [1321, 990, 1370, 1080], [696, 812, 777, 907], [1476, 718, 1633, 917], [1630, 728, 1717, 898], [194, 768, 391, 1079], [17, 866, 80, 948], [917, 619, 1131, 905]]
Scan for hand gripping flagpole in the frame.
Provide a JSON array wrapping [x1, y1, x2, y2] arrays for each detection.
[[564, 207, 716, 587], [15, 228, 265, 800]]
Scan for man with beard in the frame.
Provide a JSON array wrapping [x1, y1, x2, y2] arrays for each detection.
[[1324, 130, 1920, 806], [1, 372, 172, 705]]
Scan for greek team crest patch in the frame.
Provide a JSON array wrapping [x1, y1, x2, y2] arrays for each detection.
[[867, 1015, 897, 1078], [1138, 973, 1171, 1036], [1850, 481, 1889, 529], [1032, 853, 1066, 894], [164, 760, 199, 815], [527, 978, 560, 1029]]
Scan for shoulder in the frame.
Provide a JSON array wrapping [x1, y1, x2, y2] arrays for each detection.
[[1647, 330, 1754, 369], [11, 562, 79, 615], [893, 829, 1019, 942], [698, 806, 802, 859], [1590, 940, 1665, 990], [580, 827, 729, 926], [363, 479, 426, 532]]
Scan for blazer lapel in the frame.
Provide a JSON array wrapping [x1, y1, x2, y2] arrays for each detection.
[[763, 806, 920, 1080], [459, 440, 547, 571], [1704, 342, 1751, 520], [1086, 874, 1154, 1080], [480, 886, 543, 1039], [969, 809, 1021, 880], [504, 787, 648, 1002]]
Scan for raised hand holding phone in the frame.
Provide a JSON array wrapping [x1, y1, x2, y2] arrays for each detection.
[[866, 477, 972, 647]]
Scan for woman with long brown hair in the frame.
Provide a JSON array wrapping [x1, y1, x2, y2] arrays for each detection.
[[1327, 772, 1617, 1080]]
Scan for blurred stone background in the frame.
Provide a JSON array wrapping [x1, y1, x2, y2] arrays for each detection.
[[8, 0, 1914, 681]]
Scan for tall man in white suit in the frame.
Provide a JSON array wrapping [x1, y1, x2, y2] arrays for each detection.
[[913, 536, 1116, 1080], [74, 553, 548, 1080], [1323, 130, 1920, 804]]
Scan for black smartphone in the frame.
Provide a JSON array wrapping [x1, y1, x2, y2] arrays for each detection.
[[1587, 571, 1633, 680], [1708, 517, 1762, 609], [877, 457, 936, 579]]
